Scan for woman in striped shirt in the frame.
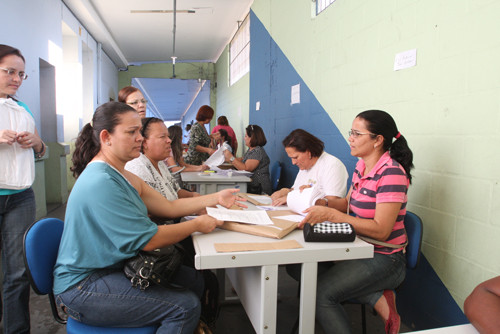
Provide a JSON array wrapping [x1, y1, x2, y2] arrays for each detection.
[[299, 110, 414, 334]]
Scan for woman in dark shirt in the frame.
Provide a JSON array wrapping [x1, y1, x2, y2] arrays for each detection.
[[223, 125, 272, 195]]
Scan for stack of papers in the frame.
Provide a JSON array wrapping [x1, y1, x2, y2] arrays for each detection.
[[287, 186, 325, 215]]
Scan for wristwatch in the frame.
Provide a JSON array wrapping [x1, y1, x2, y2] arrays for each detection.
[[322, 197, 329, 207], [229, 156, 235, 163]]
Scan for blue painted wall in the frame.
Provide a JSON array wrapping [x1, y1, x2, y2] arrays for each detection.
[[249, 11, 358, 189]]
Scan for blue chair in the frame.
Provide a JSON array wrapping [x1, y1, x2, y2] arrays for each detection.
[[23, 218, 158, 333], [357, 211, 423, 334], [270, 161, 282, 192]]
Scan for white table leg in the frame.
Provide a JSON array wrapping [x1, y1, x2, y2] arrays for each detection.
[[226, 265, 278, 334], [299, 262, 318, 334]]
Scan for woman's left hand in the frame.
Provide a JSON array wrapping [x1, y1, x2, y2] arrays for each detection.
[[16, 131, 40, 149], [299, 206, 343, 228], [216, 188, 247, 209]]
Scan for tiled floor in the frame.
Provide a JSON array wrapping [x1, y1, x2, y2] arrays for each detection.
[[3, 203, 411, 333]]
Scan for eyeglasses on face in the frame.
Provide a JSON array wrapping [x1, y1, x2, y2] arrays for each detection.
[[0, 67, 28, 80], [127, 99, 148, 106], [348, 129, 374, 138]]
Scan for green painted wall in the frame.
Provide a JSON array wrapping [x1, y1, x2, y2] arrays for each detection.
[[251, 0, 500, 309], [214, 45, 250, 157]]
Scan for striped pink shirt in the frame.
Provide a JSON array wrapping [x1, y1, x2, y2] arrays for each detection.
[[350, 152, 409, 254]]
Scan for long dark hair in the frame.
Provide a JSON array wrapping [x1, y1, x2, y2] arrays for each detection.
[[71, 102, 136, 178], [357, 110, 414, 183], [168, 125, 184, 164]]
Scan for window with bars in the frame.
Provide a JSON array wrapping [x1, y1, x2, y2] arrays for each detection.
[[317, 0, 336, 14], [229, 15, 250, 86]]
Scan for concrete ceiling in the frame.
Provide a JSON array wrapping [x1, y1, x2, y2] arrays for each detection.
[[62, 0, 253, 121]]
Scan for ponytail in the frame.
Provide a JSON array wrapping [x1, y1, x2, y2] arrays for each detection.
[[357, 110, 414, 183], [70, 101, 136, 178], [70, 123, 100, 178]]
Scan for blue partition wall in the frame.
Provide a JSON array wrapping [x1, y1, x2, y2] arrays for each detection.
[[248, 10, 358, 189]]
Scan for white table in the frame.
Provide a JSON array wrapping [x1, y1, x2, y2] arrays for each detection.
[[410, 324, 478, 333], [192, 229, 374, 334], [181, 171, 251, 195]]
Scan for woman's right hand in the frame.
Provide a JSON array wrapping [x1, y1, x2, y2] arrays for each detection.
[[197, 164, 209, 171], [193, 215, 224, 233], [0, 129, 17, 145], [271, 188, 289, 206], [223, 150, 233, 162]]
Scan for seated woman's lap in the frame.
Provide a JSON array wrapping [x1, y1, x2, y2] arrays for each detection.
[[316, 252, 406, 307], [56, 268, 201, 328]]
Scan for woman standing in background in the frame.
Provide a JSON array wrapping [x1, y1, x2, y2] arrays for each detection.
[[184, 105, 216, 165], [0, 44, 46, 334], [118, 86, 147, 119]]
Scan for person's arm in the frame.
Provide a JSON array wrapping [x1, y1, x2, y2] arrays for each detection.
[[125, 169, 245, 218], [195, 144, 215, 155], [223, 150, 259, 171], [177, 188, 199, 198], [166, 155, 207, 173], [465, 276, 500, 334]]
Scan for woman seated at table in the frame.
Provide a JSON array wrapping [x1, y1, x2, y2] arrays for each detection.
[[166, 125, 208, 186], [210, 128, 232, 153], [125, 117, 199, 203], [184, 105, 216, 165], [223, 125, 272, 195], [271, 129, 348, 207], [53, 102, 244, 332], [297, 109, 414, 334]]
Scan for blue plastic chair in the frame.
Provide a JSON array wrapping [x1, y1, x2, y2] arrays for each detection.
[[357, 211, 423, 334], [23, 218, 158, 333], [270, 161, 282, 192]]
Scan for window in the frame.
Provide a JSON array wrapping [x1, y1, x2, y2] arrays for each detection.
[[229, 15, 250, 86], [317, 0, 336, 14]]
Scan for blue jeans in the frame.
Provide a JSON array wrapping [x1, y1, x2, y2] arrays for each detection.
[[315, 252, 406, 334], [0, 188, 35, 334], [56, 269, 201, 333]]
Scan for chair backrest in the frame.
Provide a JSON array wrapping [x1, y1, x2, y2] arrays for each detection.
[[23, 217, 64, 295], [270, 161, 282, 192], [404, 211, 423, 270]]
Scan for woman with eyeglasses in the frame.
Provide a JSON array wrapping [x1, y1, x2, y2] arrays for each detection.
[[0, 44, 46, 333], [271, 129, 348, 207], [184, 105, 216, 165], [223, 125, 272, 195], [53, 102, 245, 332], [296, 110, 414, 334], [118, 86, 147, 118]]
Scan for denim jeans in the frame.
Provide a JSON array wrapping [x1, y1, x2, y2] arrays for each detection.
[[315, 251, 406, 334], [0, 188, 35, 334], [56, 269, 201, 333]]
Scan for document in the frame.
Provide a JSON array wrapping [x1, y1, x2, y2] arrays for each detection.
[[206, 207, 274, 225], [204, 144, 225, 168], [287, 186, 324, 215]]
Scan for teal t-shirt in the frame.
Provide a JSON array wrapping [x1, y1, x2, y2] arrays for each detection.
[[0, 100, 34, 196], [53, 161, 158, 294]]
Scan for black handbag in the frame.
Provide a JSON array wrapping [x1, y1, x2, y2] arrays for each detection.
[[123, 244, 185, 290], [303, 222, 356, 242]]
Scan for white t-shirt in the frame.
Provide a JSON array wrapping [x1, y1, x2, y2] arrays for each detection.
[[292, 151, 348, 198]]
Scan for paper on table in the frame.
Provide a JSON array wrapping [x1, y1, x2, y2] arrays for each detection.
[[206, 207, 274, 225], [287, 186, 324, 215], [247, 195, 273, 205], [256, 205, 290, 211], [275, 214, 304, 223]]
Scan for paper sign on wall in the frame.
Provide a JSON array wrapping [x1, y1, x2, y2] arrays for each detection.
[[256, 101, 260, 110], [394, 49, 417, 71], [291, 84, 300, 105]]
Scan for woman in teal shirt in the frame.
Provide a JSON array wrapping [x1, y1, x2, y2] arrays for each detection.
[[53, 102, 243, 333]]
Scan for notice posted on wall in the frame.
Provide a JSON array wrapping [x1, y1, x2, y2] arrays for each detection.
[[394, 49, 417, 71], [291, 83, 300, 105]]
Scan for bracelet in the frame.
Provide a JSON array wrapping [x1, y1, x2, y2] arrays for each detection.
[[35, 141, 45, 159], [229, 156, 235, 163]]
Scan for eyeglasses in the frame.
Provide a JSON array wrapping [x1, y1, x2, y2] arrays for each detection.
[[0, 67, 28, 80], [127, 99, 147, 106], [348, 129, 374, 138]]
